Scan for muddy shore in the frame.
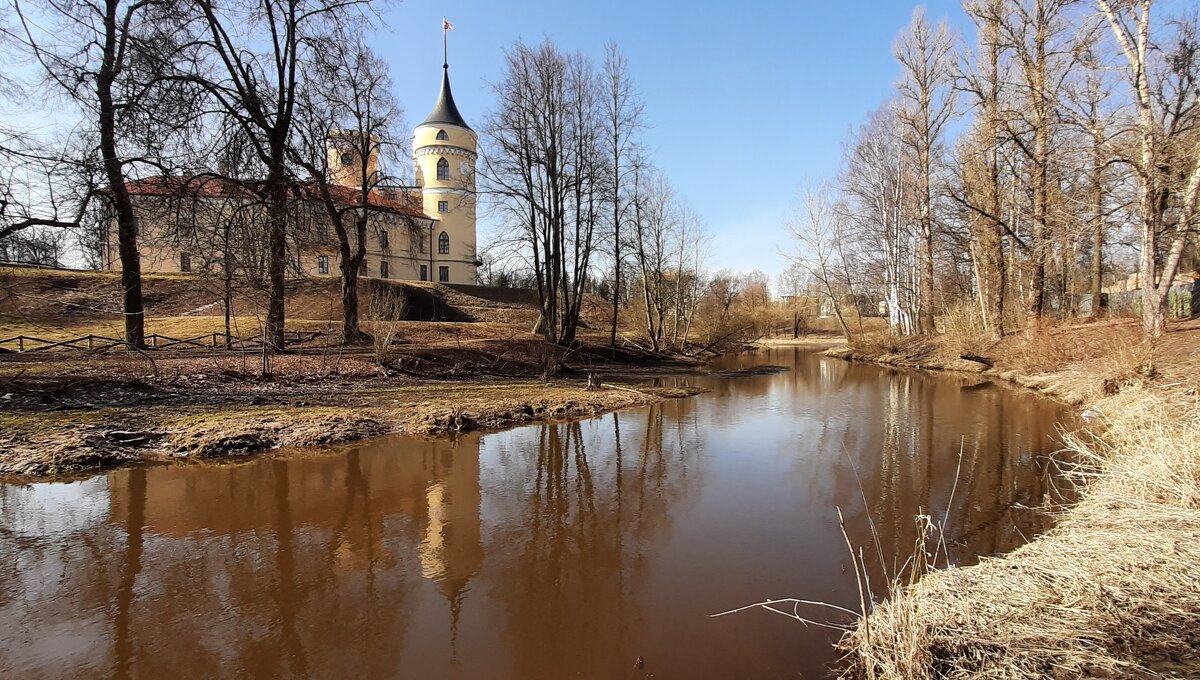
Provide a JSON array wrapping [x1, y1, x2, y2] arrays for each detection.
[[0, 349, 712, 478]]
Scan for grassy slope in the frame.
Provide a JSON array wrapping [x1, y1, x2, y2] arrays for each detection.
[[0, 267, 704, 477]]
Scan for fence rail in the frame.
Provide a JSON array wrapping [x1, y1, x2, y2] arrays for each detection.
[[0, 330, 326, 354]]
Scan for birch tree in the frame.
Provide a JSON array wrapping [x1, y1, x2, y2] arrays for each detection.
[[1096, 0, 1200, 336], [789, 185, 855, 341], [895, 9, 958, 334], [841, 105, 919, 335]]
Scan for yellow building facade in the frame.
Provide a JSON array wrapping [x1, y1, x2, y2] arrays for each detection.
[[108, 60, 480, 285]]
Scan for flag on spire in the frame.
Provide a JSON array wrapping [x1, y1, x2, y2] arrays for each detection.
[[443, 17, 454, 31]]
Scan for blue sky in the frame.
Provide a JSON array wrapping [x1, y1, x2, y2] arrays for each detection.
[[372, 1, 980, 278]]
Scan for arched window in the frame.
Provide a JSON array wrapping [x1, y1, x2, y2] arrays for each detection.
[[438, 231, 450, 254], [435, 129, 449, 141], [436, 157, 450, 180]]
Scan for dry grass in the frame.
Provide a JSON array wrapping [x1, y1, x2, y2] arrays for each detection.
[[938, 302, 993, 358], [839, 385, 1200, 679], [0, 315, 336, 342], [1005, 322, 1153, 376]]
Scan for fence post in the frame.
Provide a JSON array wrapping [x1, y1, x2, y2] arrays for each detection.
[[87, 335, 94, 350], [18, 336, 24, 352]]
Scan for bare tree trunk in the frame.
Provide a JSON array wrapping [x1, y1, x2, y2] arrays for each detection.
[[340, 253, 361, 342], [265, 173, 288, 350], [98, 0, 145, 349], [1097, 0, 1200, 337], [1090, 144, 1104, 301]]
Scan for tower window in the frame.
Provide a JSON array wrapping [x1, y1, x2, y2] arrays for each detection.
[[180, 253, 191, 273], [340, 152, 354, 167], [435, 129, 449, 141], [317, 255, 329, 275], [438, 266, 449, 282], [438, 231, 450, 254], [420, 265, 428, 281], [438, 200, 448, 213], [380, 260, 389, 279], [436, 157, 449, 180]]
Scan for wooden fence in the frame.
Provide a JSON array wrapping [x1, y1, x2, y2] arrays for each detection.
[[0, 330, 325, 354]]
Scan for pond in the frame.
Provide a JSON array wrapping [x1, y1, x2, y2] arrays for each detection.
[[0, 347, 1072, 679]]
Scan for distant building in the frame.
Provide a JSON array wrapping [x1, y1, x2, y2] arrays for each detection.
[[103, 57, 480, 284]]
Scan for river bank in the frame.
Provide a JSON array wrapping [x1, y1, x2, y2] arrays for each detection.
[[0, 341, 708, 478], [829, 320, 1200, 678]]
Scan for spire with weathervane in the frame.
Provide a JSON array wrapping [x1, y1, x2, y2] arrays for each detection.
[[419, 17, 471, 130]]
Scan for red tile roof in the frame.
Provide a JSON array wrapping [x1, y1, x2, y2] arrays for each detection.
[[123, 175, 431, 220]]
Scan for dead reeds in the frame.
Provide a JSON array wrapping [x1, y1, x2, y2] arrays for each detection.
[[838, 385, 1200, 679]]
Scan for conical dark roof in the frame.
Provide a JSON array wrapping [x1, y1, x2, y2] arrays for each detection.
[[420, 67, 471, 131]]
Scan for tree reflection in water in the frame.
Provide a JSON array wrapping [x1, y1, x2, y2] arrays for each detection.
[[0, 348, 1070, 679]]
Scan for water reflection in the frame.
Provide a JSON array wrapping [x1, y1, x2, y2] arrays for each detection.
[[0, 348, 1070, 679]]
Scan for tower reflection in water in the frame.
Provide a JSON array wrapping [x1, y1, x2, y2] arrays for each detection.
[[0, 348, 1069, 680]]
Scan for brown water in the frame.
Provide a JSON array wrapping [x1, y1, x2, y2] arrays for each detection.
[[0, 348, 1071, 679]]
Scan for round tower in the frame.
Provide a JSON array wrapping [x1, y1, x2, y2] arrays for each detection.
[[413, 59, 478, 285]]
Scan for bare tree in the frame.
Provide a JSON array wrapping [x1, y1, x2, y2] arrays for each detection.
[[1096, 0, 1200, 337], [0, 132, 97, 261], [7, 0, 194, 346], [1061, 63, 1125, 313], [628, 166, 676, 351], [789, 185, 855, 341], [601, 43, 644, 347], [183, 0, 371, 351], [1000, 0, 1091, 330], [895, 8, 959, 334], [840, 104, 919, 335], [293, 35, 405, 343], [481, 40, 607, 345], [958, 0, 1010, 337]]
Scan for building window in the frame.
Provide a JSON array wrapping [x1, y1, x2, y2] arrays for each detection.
[[180, 253, 191, 273], [418, 235, 426, 253], [438, 266, 449, 282], [341, 152, 354, 167], [420, 265, 428, 281], [436, 157, 449, 180], [359, 261, 368, 277], [438, 200, 449, 213], [435, 129, 449, 141], [317, 255, 329, 275], [379, 229, 389, 248], [380, 260, 389, 279], [438, 231, 450, 254]]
